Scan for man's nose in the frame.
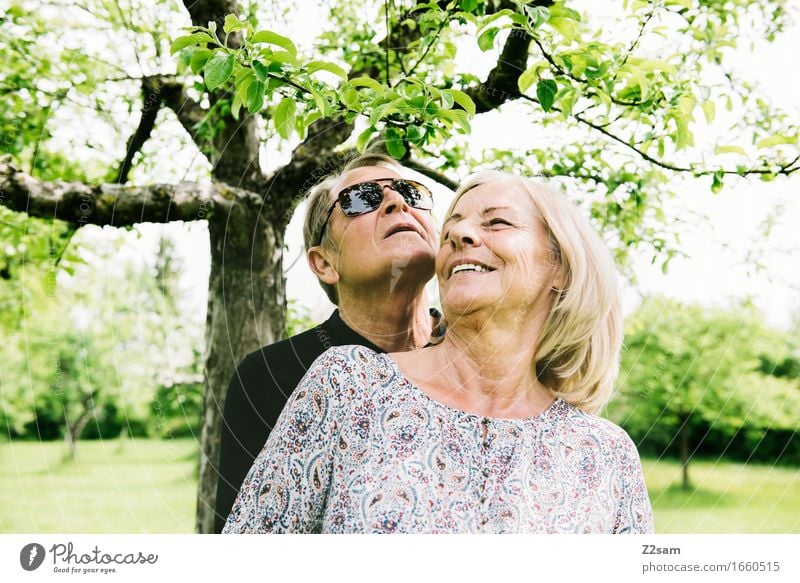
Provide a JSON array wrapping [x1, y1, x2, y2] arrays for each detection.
[[381, 184, 409, 215]]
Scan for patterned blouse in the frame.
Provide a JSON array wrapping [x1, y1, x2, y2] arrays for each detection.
[[223, 346, 654, 534]]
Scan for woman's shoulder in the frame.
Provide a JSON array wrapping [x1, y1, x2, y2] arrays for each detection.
[[304, 345, 396, 395], [314, 344, 387, 369], [557, 400, 639, 454]]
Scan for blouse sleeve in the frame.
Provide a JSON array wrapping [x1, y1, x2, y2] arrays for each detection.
[[612, 430, 655, 534], [222, 347, 352, 533]]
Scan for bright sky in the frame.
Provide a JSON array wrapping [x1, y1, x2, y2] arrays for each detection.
[[74, 1, 800, 331]]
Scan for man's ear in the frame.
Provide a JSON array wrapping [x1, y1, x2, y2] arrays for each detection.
[[307, 246, 340, 286]]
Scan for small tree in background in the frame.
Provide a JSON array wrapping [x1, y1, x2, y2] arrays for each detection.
[[612, 297, 800, 490]]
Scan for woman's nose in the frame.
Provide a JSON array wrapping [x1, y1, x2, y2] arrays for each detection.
[[448, 221, 478, 249]]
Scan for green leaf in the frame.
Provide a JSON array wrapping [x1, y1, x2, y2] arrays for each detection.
[[444, 89, 476, 116], [340, 88, 359, 109], [549, 5, 582, 21], [356, 126, 376, 152], [406, 125, 425, 146], [671, 113, 694, 150], [235, 70, 256, 107], [306, 60, 348, 80], [231, 93, 243, 120], [203, 52, 234, 91], [274, 97, 297, 139], [304, 111, 322, 128], [715, 145, 747, 156], [440, 91, 455, 109], [440, 109, 471, 133], [309, 87, 331, 116], [268, 51, 300, 67], [702, 100, 716, 124], [460, 0, 478, 12], [169, 32, 214, 56], [711, 170, 724, 194], [525, 6, 550, 28], [536, 79, 558, 112], [348, 76, 385, 94], [678, 95, 696, 116], [245, 80, 265, 112], [557, 87, 577, 118], [518, 61, 548, 93], [476, 9, 513, 34], [190, 49, 213, 75], [250, 30, 297, 56], [223, 14, 243, 33], [252, 60, 269, 82], [756, 134, 797, 149], [549, 17, 578, 42], [477, 27, 500, 52], [385, 127, 407, 159]]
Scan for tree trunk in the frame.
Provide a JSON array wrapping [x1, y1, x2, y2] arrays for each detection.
[[195, 208, 286, 533], [63, 401, 94, 461], [678, 412, 691, 491]]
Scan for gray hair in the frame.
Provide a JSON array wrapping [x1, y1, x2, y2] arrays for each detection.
[[302, 152, 403, 305]]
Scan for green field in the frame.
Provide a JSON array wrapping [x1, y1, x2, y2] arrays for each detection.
[[643, 457, 800, 533], [1, 439, 798, 533], [0, 438, 198, 533]]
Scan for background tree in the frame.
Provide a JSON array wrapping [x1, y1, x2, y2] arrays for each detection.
[[1, 0, 797, 531], [610, 297, 800, 490]]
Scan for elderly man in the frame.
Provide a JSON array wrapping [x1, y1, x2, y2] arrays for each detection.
[[213, 153, 442, 532]]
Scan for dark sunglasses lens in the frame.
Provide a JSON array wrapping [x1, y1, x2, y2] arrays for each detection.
[[340, 182, 383, 216], [395, 180, 433, 210]]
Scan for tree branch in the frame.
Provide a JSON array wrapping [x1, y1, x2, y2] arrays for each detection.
[[402, 157, 458, 190], [464, 29, 532, 113], [147, 75, 207, 144], [0, 155, 260, 227], [519, 95, 800, 178], [115, 79, 164, 184]]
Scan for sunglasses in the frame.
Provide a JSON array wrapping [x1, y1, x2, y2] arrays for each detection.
[[316, 178, 433, 245]]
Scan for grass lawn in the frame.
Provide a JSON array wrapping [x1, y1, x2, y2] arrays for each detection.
[[1, 438, 798, 533], [643, 457, 800, 533], [0, 438, 198, 533]]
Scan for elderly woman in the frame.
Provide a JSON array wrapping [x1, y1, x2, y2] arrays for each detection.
[[223, 171, 654, 533]]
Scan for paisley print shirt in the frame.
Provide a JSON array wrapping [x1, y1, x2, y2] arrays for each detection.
[[223, 346, 655, 534]]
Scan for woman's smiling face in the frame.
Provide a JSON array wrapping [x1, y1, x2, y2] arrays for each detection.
[[436, 179, 561, 320]]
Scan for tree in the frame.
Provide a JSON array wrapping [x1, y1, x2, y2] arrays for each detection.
[[611, 297, 800, 490], [1, 226, 204, 452], [1, 0, 797, 531]]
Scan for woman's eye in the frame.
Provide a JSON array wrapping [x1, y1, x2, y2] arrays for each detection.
[[487, 219, 510, 227]]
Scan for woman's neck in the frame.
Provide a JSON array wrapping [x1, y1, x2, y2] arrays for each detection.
[[422, 309, 554, 418]]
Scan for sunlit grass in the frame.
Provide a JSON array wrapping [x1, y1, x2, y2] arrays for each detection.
[[2, 439, 798, 533], [644, 457, 800, 533], [0, 438, 198, 533]]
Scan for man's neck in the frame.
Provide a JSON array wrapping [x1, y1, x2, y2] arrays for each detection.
[[337, 287, 432, 353]]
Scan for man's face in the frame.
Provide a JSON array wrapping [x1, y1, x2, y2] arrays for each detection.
[[323, 166, 438, 290]]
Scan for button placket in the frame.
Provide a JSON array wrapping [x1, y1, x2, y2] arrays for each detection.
[[478, 417, 491, 528]]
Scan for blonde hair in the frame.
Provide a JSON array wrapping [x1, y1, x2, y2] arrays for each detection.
[[302, 152, 403, 304], [446, 171, 622, 413]]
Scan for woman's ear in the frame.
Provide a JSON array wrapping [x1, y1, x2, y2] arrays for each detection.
[[307, 246, 340, 286]]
